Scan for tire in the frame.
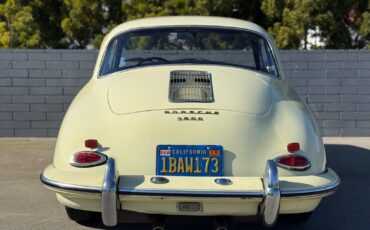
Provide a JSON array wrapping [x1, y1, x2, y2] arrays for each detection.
[[65, 206, 101, 223], [280, 212, 313, 223]]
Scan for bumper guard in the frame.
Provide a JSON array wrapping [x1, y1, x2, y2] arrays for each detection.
[[259, 160, 280, 226], [101, 158, 118, 226]]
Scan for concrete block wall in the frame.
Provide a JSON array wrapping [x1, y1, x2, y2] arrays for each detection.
[[0, 49, 369, 137], [280, 50, 370, 136], [0, 49, 97, 137]]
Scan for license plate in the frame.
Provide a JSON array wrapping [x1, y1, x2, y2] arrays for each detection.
[[156, 145, 223, 176]]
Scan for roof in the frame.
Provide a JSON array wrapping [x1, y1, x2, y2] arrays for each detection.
[[107, 16, 270, 40]]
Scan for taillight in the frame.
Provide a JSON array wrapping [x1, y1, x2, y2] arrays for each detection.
[[69, 151, 107, 167], [274, 154, 310, 171]]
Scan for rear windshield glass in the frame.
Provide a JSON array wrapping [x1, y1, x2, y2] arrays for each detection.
[[100, 27, 278, 77]]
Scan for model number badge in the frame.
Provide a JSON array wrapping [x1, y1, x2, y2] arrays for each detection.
[[164, 110, 219, 121]]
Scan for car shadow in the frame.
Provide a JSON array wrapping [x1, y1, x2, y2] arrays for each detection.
[[78, 144, 370, 230]]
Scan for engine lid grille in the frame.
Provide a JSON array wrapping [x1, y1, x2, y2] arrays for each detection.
[[169, 70, 214, 102]]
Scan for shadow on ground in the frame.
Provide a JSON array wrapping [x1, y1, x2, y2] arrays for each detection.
[[67, 144, 370, 230]]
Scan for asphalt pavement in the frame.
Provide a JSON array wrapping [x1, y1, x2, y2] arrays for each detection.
[[0, 137, 369, 230]]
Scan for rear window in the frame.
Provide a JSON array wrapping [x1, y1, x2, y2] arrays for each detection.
[[100, 27, 278, 77]]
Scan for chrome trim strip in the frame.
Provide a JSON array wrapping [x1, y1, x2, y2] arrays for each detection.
[[40, 173, 101, 193], [101, 158, 118, 227], [118, 182, 339, 198], [281, 176, 340, 197], [260, 160, 280, 227], [40, 168, 339, 199], [118, 188, 263, 198]]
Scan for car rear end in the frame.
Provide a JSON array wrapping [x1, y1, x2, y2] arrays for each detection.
[[40, 16, 340, 227], [41, 65, 339, 227]]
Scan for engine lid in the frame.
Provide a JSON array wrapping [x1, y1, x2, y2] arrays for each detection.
[[107, 66, 272, 115]]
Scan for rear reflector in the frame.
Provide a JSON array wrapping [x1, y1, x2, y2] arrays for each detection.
[[70, 151, 107, 167], [85, 139, 98, 149], [287, 142, 300, 153], [274, 154, 310, 171]]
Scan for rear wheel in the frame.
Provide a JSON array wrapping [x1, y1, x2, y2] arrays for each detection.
[[280, 212, 313, 223], [65, 206, 101, 223]]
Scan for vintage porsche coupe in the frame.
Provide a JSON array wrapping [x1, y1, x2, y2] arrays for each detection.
[[40, 16, 339, 228]]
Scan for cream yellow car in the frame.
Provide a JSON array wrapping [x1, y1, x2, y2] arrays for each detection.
[[40, 16, 339, 228]]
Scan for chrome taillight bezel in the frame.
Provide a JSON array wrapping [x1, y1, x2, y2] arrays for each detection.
[[273, 154, 311, 171], [69, 151, 107, 167]]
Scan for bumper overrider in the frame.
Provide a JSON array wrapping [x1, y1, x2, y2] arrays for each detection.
[[40, 158, 340, 227]]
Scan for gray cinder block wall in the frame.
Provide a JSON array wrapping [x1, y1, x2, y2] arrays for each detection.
[[0, 49, 96, 137], [0, 49, 369, 137]]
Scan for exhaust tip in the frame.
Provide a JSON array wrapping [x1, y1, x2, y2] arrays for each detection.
[[215, 227, 228, 230], [152, 226, 165, 230], [152, 216, 165, 230], [212, 217, 229, 230]]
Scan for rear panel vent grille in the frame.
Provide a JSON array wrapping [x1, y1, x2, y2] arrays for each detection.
[[169, 70, 214, 102]]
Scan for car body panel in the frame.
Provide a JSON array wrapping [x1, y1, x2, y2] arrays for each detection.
[[53, 65, 324, 177], [108, 68, 272, 115]]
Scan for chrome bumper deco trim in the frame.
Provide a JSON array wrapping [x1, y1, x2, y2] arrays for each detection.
[[40, 173, 101, 193], [118, 188, 263, 198]]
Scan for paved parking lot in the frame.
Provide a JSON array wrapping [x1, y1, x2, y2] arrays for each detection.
[[0, 138, 370, 230]]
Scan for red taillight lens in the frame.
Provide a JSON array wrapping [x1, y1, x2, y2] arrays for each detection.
[[70, 151, 107, 167], [274, 154, 310, 171], [287, 142, 300, 153], [85, 139, 98, 149], [74, 152, 101, 163]]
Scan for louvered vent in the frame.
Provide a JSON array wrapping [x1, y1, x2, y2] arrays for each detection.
[[169, 70, 214, 102]]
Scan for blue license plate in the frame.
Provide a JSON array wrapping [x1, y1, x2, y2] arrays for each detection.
[[156, 145, 223, 176]]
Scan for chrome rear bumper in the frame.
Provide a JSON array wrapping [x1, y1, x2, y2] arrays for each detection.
[[40, 158, 339, 227]]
